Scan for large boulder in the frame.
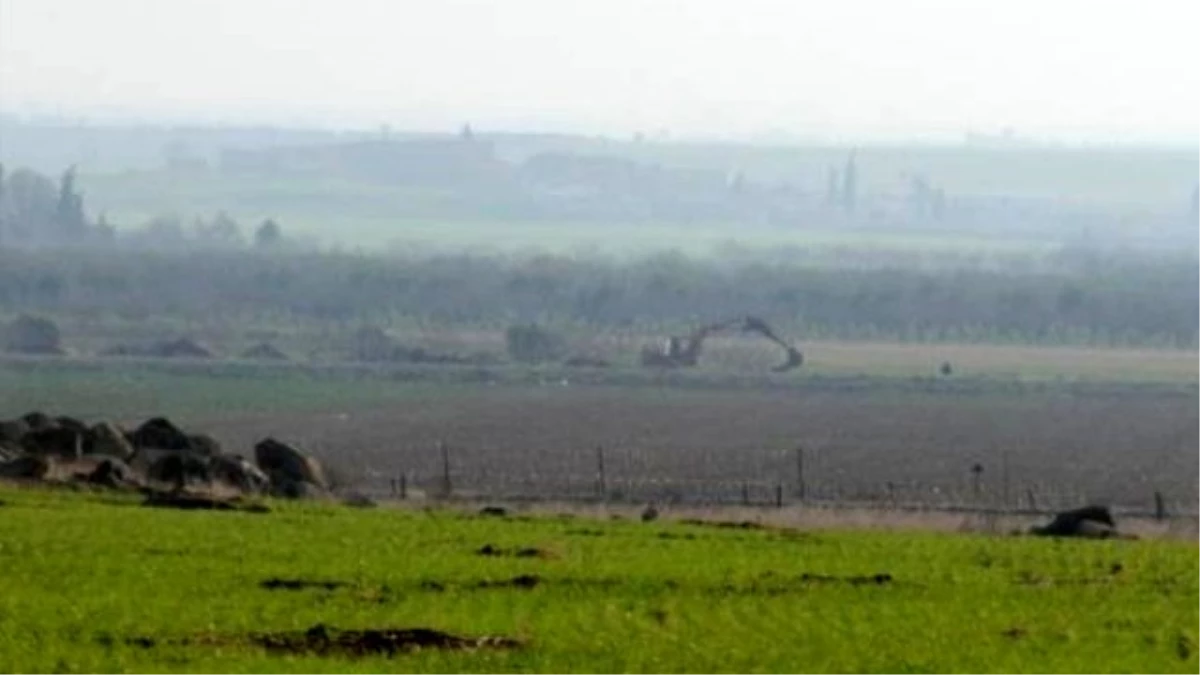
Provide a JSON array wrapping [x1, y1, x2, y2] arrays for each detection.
[[0, 455, 51, 480], [0, 419, 30, 445], [186, 433, 223, 456], [145, 452, 211, 488], [1031, 505, 1121, 539], [255, 438, 328, 490], [4, 314, 65, 355], [20, 426, 85, 458], [209, 454, 270, 494], [86, 457, 140, 489], [88, 422, 136, 461], [0, 441, 22, 462], [129, 417, 192, 452], [20, 411, 54, 431]]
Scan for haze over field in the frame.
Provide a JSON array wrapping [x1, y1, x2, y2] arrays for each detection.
[[2, 0, 1197, 144]]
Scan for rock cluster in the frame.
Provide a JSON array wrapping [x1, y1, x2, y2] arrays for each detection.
[[0, 411, 329, 500]]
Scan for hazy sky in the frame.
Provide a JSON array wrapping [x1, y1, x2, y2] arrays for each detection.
[[1, 0, 1196, 142]]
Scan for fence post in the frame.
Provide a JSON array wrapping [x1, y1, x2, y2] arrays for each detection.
[[439, 441, 452, 498], [1001, 448, 1011, 510], [1025, 487, 1037, 512], [1154, 491, 1166, 521], [389, 477, 397, 498], [741, 482, 750, 506], [775, 483, 784, 508], [596, 446, 607, 501], [970, 464, 984, 504], [795, 446, 806, 502], [400, 473, 407, 500]]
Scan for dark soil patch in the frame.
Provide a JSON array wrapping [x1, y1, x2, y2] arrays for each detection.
[[417, 574, 545, 593], [261, 577, 350, 591], [141, 491, 270, 513], [799, 572, 893, 586], [680, 519, 769, 530], [124, 624, 523, 657], [475, 574, 542, 590], [1002, 627, 1028, 640], [565, 528, 605, 537], [478, 506, 509, 517], [475, 544, 551, 558]]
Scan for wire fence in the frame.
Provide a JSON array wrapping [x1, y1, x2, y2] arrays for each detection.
[[346, 443, 1199, 523]]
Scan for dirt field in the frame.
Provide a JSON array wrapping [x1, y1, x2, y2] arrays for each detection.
[[193, 383, 1198, 513]]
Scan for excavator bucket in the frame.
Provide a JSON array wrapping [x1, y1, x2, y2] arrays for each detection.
[[772, 346, 804, 373]]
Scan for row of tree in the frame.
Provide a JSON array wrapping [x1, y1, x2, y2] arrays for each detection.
[[0, 247, 1193, 348], [0, 165, 287, 250]]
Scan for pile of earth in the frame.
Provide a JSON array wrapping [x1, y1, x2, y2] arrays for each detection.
[[0, 411, 331, 501]]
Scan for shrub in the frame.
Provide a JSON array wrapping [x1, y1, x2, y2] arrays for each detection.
[[505, 323, 566, 363]]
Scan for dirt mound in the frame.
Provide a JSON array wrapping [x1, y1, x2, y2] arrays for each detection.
[[101, 338, 213, 359], [241, 342, 290, 360], [4, 314, 65, 355]]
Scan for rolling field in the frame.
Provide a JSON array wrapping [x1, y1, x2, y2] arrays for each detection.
[[0, 485, 1196, 673]]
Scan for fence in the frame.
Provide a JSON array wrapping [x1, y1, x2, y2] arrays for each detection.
[[347, 443, 1199, 522]]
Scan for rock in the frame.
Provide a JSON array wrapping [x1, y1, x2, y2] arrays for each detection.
[[186, 433, 222, 456], [1031, 505, 1121, 538], [20, 412, 54, 431], [0, 455, 51, 479], [88, 422, 136, 461], [20, 426, 85, 458], [0, 419, 30, 444], [54, 416, 89, 434], [130, 417, 192, 452], [255, 438, 328, 490], [86, 457, 140, 489], [209, 454, 270, 494], [0, 442, 22, 462], [146, 452, 211, 488]]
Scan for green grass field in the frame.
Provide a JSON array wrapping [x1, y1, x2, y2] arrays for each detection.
[[0, 485, 1195, 673]]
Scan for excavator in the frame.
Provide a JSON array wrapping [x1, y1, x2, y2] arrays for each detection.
[[640, 315, 804, 373]]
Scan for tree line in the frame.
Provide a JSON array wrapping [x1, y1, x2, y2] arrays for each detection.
[[0, 246, 1194, 348]]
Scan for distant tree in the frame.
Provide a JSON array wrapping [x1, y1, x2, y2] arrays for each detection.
[[195, 211, 243, 248], [841, 152, 858, 214], [5, 168, 57, 239], [505, 323, 566, 363], [54, 165, 87, 237], [460, 123, 475, 142], [254, 218, 282, 248]]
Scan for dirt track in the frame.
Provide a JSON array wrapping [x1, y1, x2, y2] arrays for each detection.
[[193, 384, 1199, 511]]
